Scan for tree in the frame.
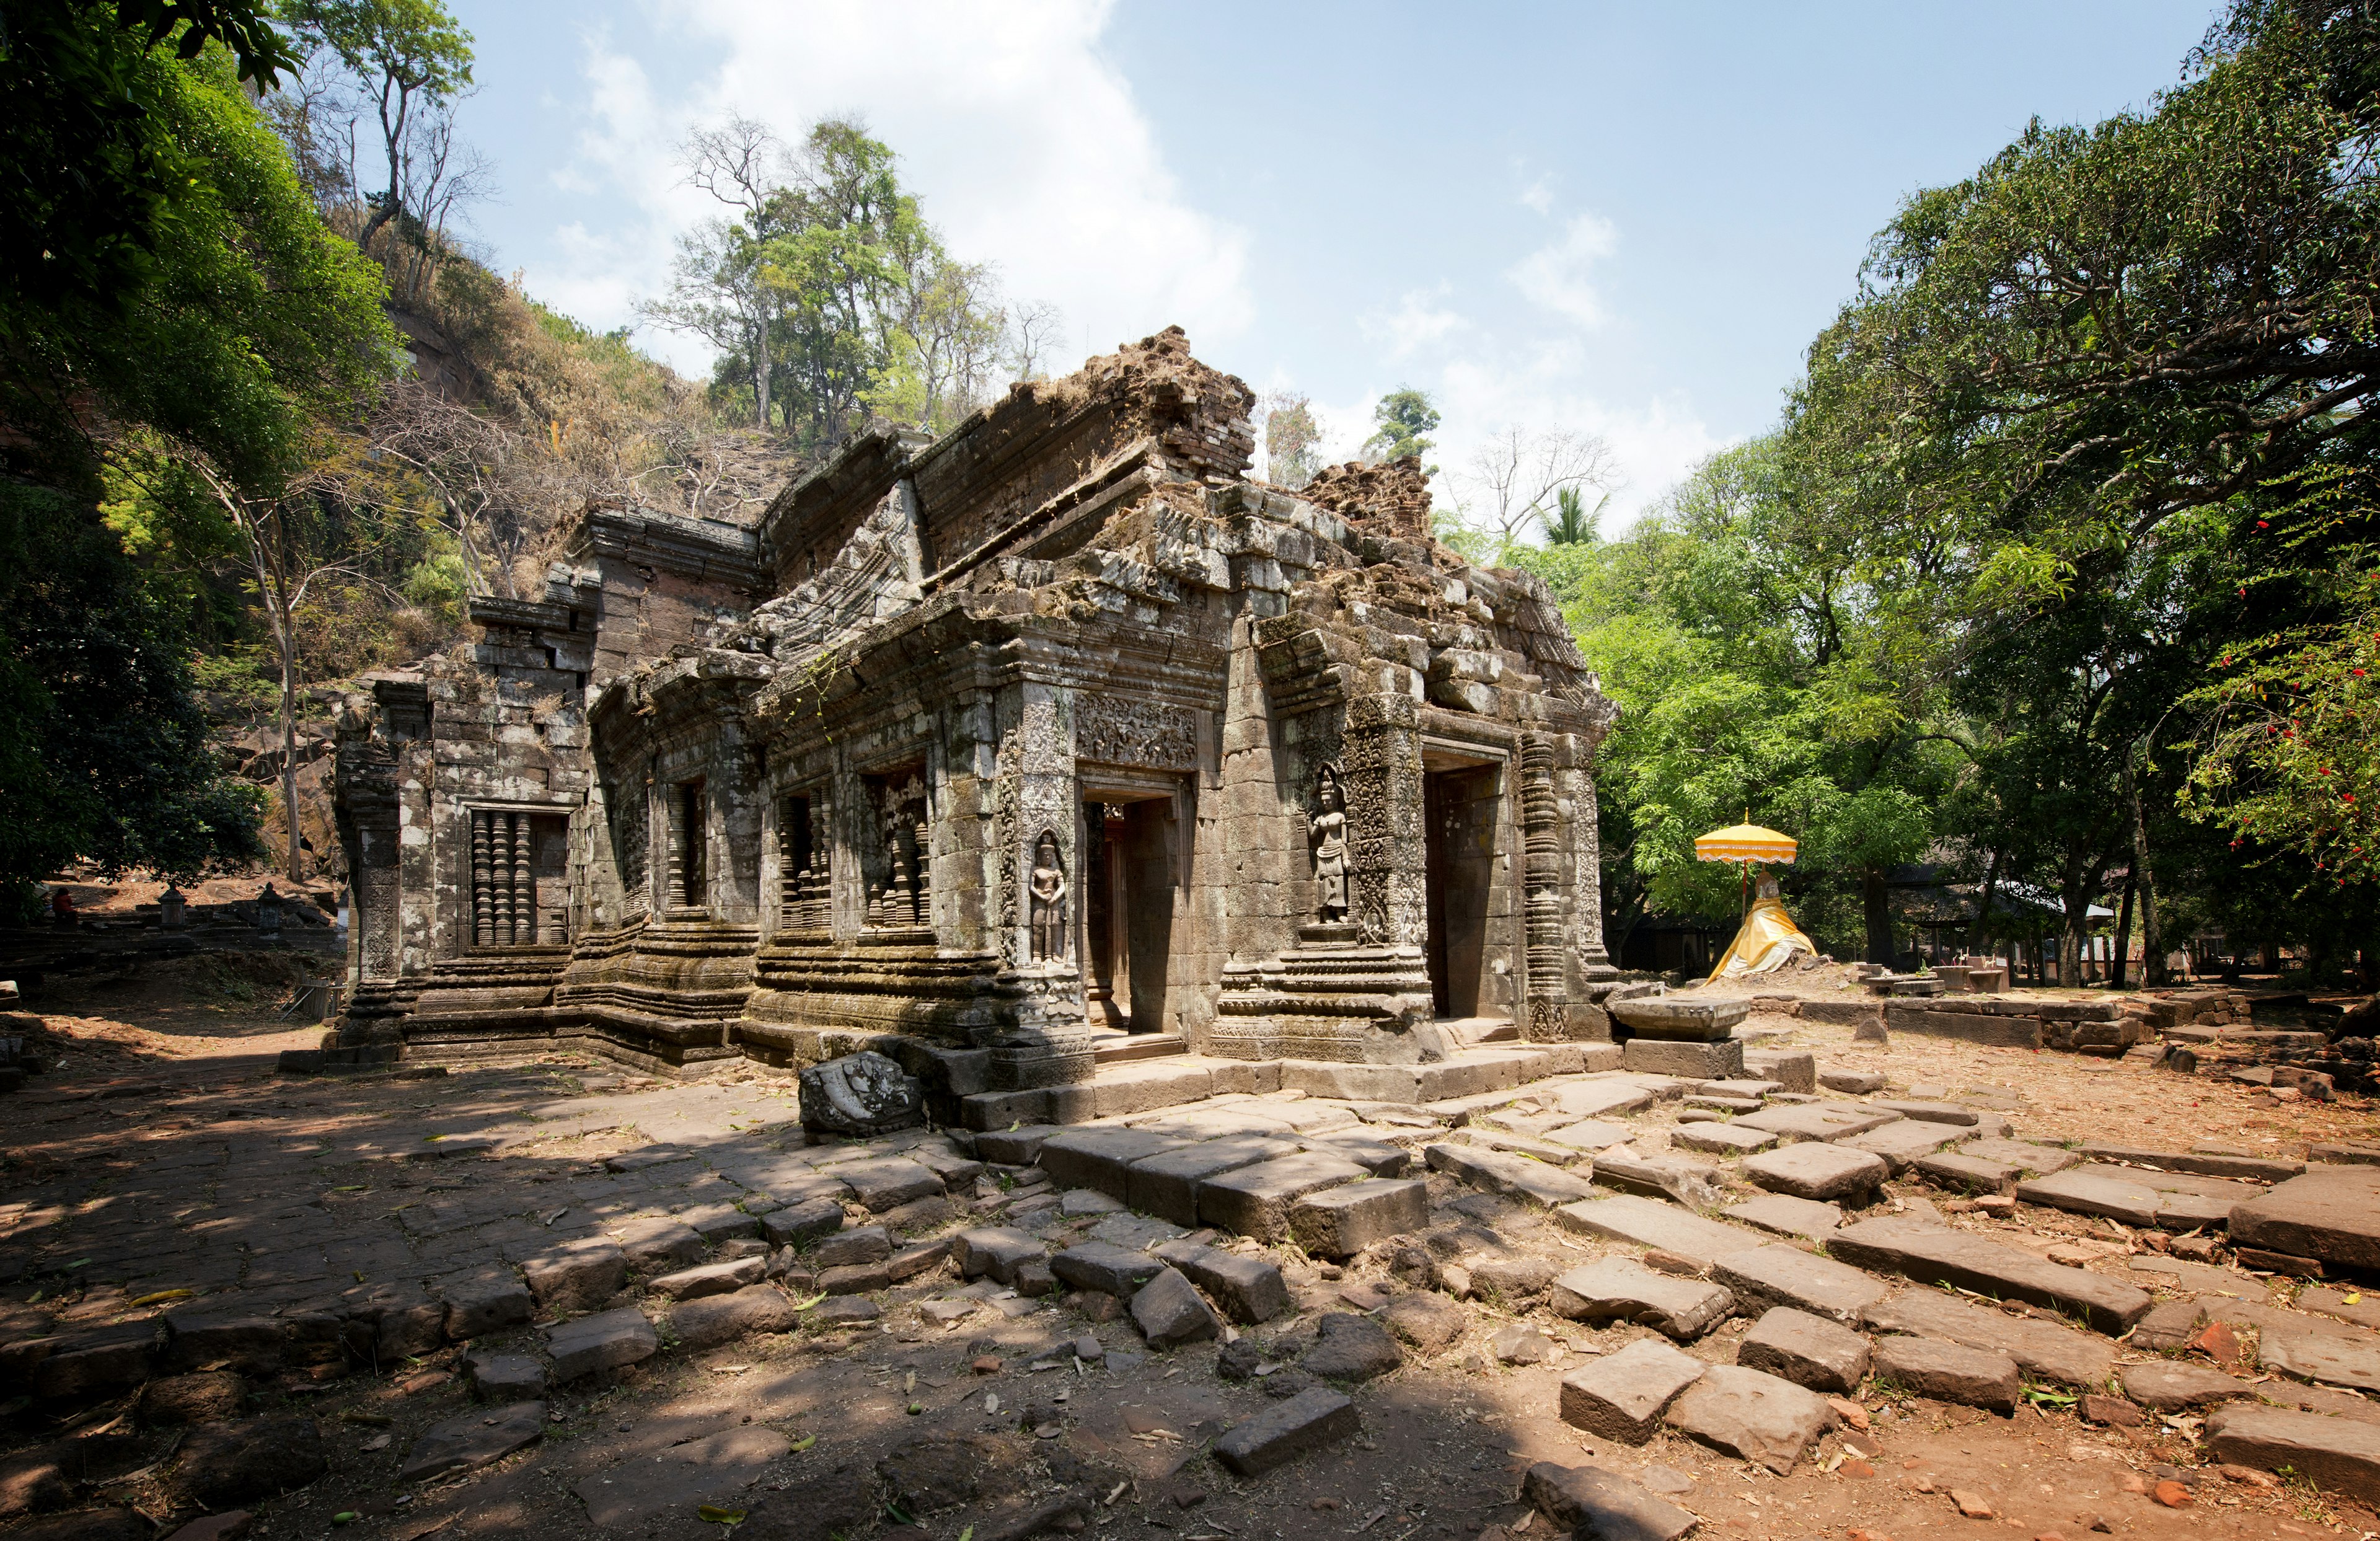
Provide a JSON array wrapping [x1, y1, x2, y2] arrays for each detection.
[[1262, 393, 1323, 490], [642, 218, 779, 430], [282, 0, 475, 253], [1362, 389, 1439, 468], [1453, 426, 1619, 550], [1005, 300, 1067, 382], [1543, 485, 1605, 546]]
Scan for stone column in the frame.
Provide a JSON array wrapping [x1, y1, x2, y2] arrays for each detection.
[[664, 784, 689, 911], [1339, 691, 1426, 947], [976, 681, 1091, 1091], [1518, 734, 1569, 1041], [511, 813, 534, 943], [471, 811, 493, 947]]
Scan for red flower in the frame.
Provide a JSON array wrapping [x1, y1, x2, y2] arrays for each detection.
[[2258, 520, 2269, 529]]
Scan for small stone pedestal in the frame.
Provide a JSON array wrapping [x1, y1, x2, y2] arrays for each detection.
[[1211, 924, 1445, 1065], [1623, 1037, 1746, 1079], [1610, 996, 1748, 1079]]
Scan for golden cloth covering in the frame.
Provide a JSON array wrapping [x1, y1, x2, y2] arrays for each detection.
[[1709, 894, 1817, 981]]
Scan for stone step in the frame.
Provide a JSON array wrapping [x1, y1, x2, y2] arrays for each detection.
[[1826, 1217, 2153, 1335], [1092, 1033, 1188, 1064]]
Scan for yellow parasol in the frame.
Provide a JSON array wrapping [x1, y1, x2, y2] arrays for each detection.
[[1693, 819, 1797, 865]]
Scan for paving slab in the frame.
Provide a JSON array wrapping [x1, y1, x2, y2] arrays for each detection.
[[1553, 1196, 1760, 1266], [1212, 1387, 1359, 1475], [573, 1425, 791, 1529], [1558, 1337, 1706, 1443], [2078, 1142, 2306, 1183], [1586, 1150, 1725, 1209], [1735, 1103, 1901, 1143], [1871, 1335, 2019, 1414], [1740, 1143, 1887, 1202], [1289, 1178, 1430, 1260], [1546, 1258, 1736, 1340], [1723, 1194, 1841, 1242], [1817, 1069, 1886, 1095], [1124, 1136, 1300, 1228], [2120, 1361, 2254, 1410], [1198, 1153, 1370, 1242], [396, 1401, 545, 1483], [1861, 1289, 2113, 1387], [2257, 1318, 2380, 1393], [1551, 1082, 1658, 1120], [1672, 1123, 1778, 1156], [1521, 1461, 1699, 1541], [1959, 1138, 2079, 1176], [544, 1308, 658, 1382], [1424, 1143, 1598, 1208], [1827, 1217, 2152, 1335], [1914, 1150, 2022, 1194], [1737, 1306, 1870, 1394], [1839, 1120, 1967, 1174], [1662, 1363, 1835, 1473], [1049, 1242, 1166, 1298], [1874, 1100, 1981, 1126], [1036, 1128, 1179, 1203], [1543, 1119, 1636, 1154], [1711, 1245, 1887, 1325], [2016, 1169, 2189, 1229], [2229, 1167, 2380, 1272], [2208, 1405, 2380, 1504]]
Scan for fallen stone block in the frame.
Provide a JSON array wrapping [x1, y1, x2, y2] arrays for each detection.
[[1740, 1051, 1816, 1094], [461, 1351, 546, 1403], [1663, 1363, 1835, 1473], [1300, 1312, 1404, 1382], [1915, 1150, 2022, 1194], [615, 1216, 707, 1273], [544, 1308, 658, 1382], [1548, 1258, 1735, 1340], [810, 1225, 892, 1269], [1871, 1335, 2018, 1414], [952, 1228, 1044, 1286], [172, 1416, 325, 1508], [1051, 1242, 1166, 1298], [1425, 1142, 1598, 1207], [1862, 1289, 2113, 1387], [2208, 1405, 2380, 1504], [1199, 1153, 1370, 1242], [2120, 1361, 2252, 1410], [818, 1262, 891, 1296], [2256, 1318, 2380, 1394], [438, 1269, 533, 1340], [1520, 1461, 1699, 1541], [1672, 1123, 1778, 1155], [1558, 1337, 1706, 1443], [1130, 1267, 1221, 1348], [647, 1256, 768, 1302], [1874, 1100, 1981, 1126], [1737, 1306, 1869, 1395], [1126, 1136, 1298, 1227], [1724, 1194, 1840, 1242], [1554, 1082, 1658, 1119], [1554, 1195, 1760, 1267], [1736, 1103, 1900, 1143], [1586, 1150, 1726, 1209], [1840, 1119, 1967, 1174], [1711, 1245, 1886, 1325], [397, 1401, 545, 1484], [1148, 1240, 1291, 1324], [1742, 1143, 1888, 1203], [1827, 1217, 2152, 1334], [1959, 1137, 2078, 1177], [522, 1239, 628, 1314], [1212, 1387, 1359, 1476], [1289, 1178, 1429, 1260], [1622, 1038, 1745, 1080], [2229, 1167, 2380, 1273], [1382, 1292, 1468, 1353], [1816, 1069, 1885, 1095], [1885, 1006, 2042, 1049], [1038, 1128, 1178, 1202], [672, 1284, 796, 1351]]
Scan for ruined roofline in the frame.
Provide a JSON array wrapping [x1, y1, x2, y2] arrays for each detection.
[[559, 498, 765, 591]]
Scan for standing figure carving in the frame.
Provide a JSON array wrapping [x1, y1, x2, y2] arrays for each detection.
[[1028, 829, 1069, 961], [1311, 764, 1349, 923]]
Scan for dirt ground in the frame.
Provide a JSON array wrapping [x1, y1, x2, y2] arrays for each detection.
[[3, 965, 2378, 1541]]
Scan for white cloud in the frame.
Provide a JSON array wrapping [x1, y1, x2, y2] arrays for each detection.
[[539, 0, 1253, 378], [1517, 172, 1557, 216], [1359, 286, 1467, 360], [1507, 212, 1620, 329]]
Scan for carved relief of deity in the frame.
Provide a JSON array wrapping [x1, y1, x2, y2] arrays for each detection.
[[1311, 764, 1349, 922], [1028, 829, 1069, 961]]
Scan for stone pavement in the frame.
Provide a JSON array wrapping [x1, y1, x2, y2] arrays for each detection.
[[6, 1039, 2380, 1537]]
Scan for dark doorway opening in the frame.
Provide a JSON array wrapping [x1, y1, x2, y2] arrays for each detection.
[[1081, 792, 1179, 1033], [1424, 764, 1501, 1019]]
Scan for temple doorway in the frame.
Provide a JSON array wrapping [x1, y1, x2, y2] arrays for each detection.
[[1080, 785, 1181, 1033], [1424, 761, 1502, 1020]]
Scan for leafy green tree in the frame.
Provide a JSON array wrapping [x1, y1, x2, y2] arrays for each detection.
[[1263, 393, 1323, 489], [282, 0, 475, 251], [1362, 389, 1439, 467], [1543, 485, 1603, 546]]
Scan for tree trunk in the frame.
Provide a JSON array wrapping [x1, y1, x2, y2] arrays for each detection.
[[2125, 749, 2166, 986], [1862, 866, 1893, 965], [276, 607, 302, 882], [2059, 890, 2088, 988], [2112, 870, 2136, 989], [1968, 849, 2002, 961]]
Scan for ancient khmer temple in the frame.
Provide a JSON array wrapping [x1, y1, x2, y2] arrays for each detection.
[[316, 329, 1631, 1124]]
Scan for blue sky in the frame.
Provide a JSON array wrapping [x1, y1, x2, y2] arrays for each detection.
[[446, 1, 2216, 520]]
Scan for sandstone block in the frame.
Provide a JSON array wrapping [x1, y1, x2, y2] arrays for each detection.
[[1741, 1143, 1888, 1203], [1673, 1122, 1778, 1155], [138, 1372, 244, 1426], [1129, 1267, 1221, 1349], [1871, 1335, 2019, 1413], [2120, 1361, 2252, 1410], [1711, 1245, 1887, 1325], [834, 1157, 943, 1212], [1127, 1136, 1298, 1227], [1148, 1240, 1292, 1324], [1622, 1038, 1745, 1079], [523, 1239, 628, 1314], [1199, 1153, 1368, 1241], [461, 1351, 547, 1402], [810, 1225, 892, 1269], [439, 1268, 532, 1340], [647, 1256, 767, 1302], [953, 1228, 1044, 1286], [1736, 1102, 1900, 1143], [818, 1262, 891, 1296], [1737, 1307, 1870, 1394], [397, 1402, 544, 1484], [544, 1308, 658, 1382], [615, 1216, 707, 1272], [1558, 1338, 1706, 1443], [1548, 1258, 1735, 1340], [1740, 1050, 1816, 1093], [1037, 1128, 1177, 1202], [2208, 1405, 2380, 1503], [1521, 1462, 1699, 1541], [1553, 1195, 1758, 1267], [672, 1284, 796, 1351], [760, 1197, 844, 1248], [1381, 1293, 1468, 1353], [2230, 1167, 2380, 1273], [1724, 1194, 1841, 1242], [1289, 1178, 1430, 1258], [1828, 1217, 2151, 1334], [1862, 1289, 2113, 1387], [1212, 1387, 1359, 1476], [1051, 1242, 1166, 1298], [1816, 1069, 1885, 1095], [1300, 1312, 1404, 1382], [172, 1416, 325, 1508], [1663, 1363, 1835, 1473]]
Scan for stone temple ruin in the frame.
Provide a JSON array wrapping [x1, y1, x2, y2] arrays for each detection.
[[316, 329, 1629, 1126]]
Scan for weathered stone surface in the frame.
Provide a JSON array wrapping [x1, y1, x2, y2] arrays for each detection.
[[2120, 1361, 2252, 1410], [1382, 1292, 1468, 1352], [1740, 1051, 1816, 1094], [1874, 1100, 1980, 1126], [1723, 1194, 1840, 1242], [2130, 1298, 2206, 1353], [523, 1239, 628, 1314], [1492, 1323, 1556, 1364], [1051, 1242, 1165, 1297], [1038, 1128, 1178, 1202], [1871, 1335, 2019, 1414], [810, 1224, 892, 1269], [173, 1416, 326, 1507], [1558, 1338, 1706, 1443], [1129, 1267, 1221, 1348], [1816, 1069, 1885, 1095], [1554, 1082, 1658, 1119], [1586, 1150, 1726, 1209], [830, 1156, 943, 1213], [615, 1215, 707, 1272], [2257, 1318, 2380, 1393], [760, 1196, 845, 1248], [1672, 1122, 1778, 1155], [1961, 1137, 2078, 1175], [462, 1351, 547, 1402], [1914, 1150, 2021, 1194], [1521, 1461, 1700, 1541], [1840, 1120, 1966, 1173], [436, 1268, 534, 1340], [1662, 1364, 1835, 1473], [1735, 1103, 1900, 1143], [1470, 1255, 1560, 1300], [1300, 1312, 1404, 1382], [1862, 1289, 2113, 1387], [1425, 1142, 1598, 1207], [1548, 1258, 1735, 1340], [1622, 1038, 1745, 1079], [1740, 1143, 1887, 1203], [2014, 1169, 2171, 1228], [1199, 1153, 1369, 1241], [1737, 1307, 1869, 1394], [1126, 1136, 1298, 1227], [1289, 1178, 1429, 1259], [649, 1256, 769, 1301], [2079, 1142, 2305, 1182], [1212, 1387, 1359, 1476], [138, 1372, 244, 1426], [1711, 1245, 1887, 1325], [545, 1307, 658, 1382], [1610, 997, 1748, 1041], [398, 1401, 545, 1483], [1148, 1240, 1292, 1324], [1554, 1196, 1760, 1266], [798, 1051, 924, 1136], [2208, 1405, 2380, 1503], [673, 1284, 796, 1350], [2230, 1167, 2380, 1272], [1828, 1217, 2152, 1334], [32, 1329, 156, 1401], [953, 1228, 1044, 1286]]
